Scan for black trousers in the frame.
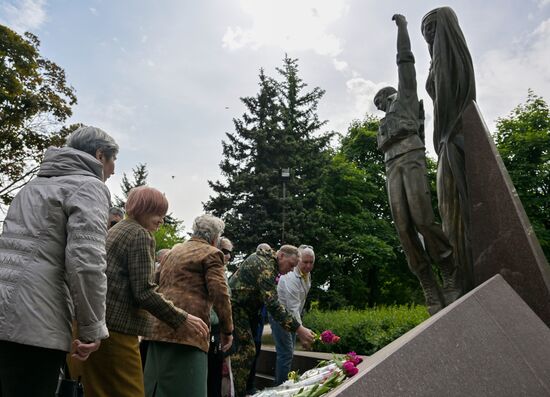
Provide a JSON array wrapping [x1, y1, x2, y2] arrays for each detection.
[[207, 325, 223, 397], [0, 340, 66, 397], [140, 339, 150, 370]]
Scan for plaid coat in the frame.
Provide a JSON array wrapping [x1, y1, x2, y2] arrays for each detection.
[[149, 237, 233, 352], [105, 218, 187, 337]]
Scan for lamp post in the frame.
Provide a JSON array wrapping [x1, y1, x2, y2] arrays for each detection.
[[281, 168, 290, 244]]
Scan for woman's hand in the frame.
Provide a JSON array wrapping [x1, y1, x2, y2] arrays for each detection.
[[184, 313, 209, 339], [71, 339, 101, 361]]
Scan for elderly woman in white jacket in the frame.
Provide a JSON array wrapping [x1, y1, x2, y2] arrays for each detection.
[[269, 245, 315, 386], [0, 126, 118, 397]]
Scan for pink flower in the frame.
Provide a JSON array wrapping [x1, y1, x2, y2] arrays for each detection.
[[315, 330, 341, 345], [320, 330, 337, 344], [342, 361, 359, 377], [345, 351, 363, 366]]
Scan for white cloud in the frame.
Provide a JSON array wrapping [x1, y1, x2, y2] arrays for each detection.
[[0, 0, 47, 33], [71, 97, 136, 151], [346, 77, 389, 116], [321, 76, 389, 136], [538, 0, 550, 7], [222, 26, 257, 50], [222, 0, 348, 57], [332, 58, 348, 71], [476, 18, 550, 130], [89, 7, 98, 16]]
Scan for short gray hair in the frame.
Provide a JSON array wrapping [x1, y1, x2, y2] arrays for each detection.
[[192, 214, 225, 244], [298, 245, 315, 260], [218, 237, 233, 250], [66, 125, 119, 160], [109, 207, 125, 218], [277, 244, 299, 258]]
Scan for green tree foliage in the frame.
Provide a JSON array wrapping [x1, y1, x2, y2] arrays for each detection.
[[304, 305, 429, 355], [206, 58, 429, 308], [154, 221, 185, 251], [0, 25, 77, 205], [495, 91, 550, 259], [115, 163, 185, 250], [205, 56, 333, 255], [114, 163, 149, 208], [275, 56, 333, 246], [206, 69, 281, 252]]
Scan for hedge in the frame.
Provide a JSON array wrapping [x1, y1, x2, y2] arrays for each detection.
[[303, 305, 429, 355]]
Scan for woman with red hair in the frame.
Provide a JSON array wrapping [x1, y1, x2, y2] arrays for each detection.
[[82, 186, 208, 397]]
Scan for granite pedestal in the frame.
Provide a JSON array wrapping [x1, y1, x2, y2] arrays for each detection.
[[331, 275, 550, 397], [463, 101, 550, 326]]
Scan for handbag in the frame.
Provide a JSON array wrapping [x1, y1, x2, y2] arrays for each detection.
[[56, 363, 84, 397]]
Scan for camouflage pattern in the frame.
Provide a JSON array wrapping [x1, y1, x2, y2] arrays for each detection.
[[229, 249, 300, 396], [229, 250, 299, 333], [231, 305, 260, 397]]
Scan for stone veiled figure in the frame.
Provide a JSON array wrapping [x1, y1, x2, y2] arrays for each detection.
[[373, 14, 461, 314], [422, 7, 476, 294]]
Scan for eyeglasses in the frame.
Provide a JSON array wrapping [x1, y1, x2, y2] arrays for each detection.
[[221, 248, 233, 256], [298, 244, 313, 250]]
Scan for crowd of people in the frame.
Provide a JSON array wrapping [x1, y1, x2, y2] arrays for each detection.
[[0, 125, 316, 397]]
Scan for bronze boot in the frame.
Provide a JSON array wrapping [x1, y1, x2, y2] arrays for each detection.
[[417, 267, 445, 315], [440, 255, 462, 305]]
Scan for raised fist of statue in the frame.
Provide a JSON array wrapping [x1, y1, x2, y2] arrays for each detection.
[[392, 14, 407, 27]]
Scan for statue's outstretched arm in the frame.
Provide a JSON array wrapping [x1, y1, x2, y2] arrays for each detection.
[[393, 14, 411, 54], [393, 14, 417, 97]]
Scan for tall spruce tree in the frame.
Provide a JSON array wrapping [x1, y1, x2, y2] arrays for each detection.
[[114, 163, 149, 208], [274, 56, 332, 247], [206, 69, 281, 253], [205, 56, 333, 256]]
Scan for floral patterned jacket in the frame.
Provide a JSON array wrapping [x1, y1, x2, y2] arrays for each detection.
[[148, 237, 233, 352]]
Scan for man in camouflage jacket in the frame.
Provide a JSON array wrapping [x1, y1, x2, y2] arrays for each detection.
[[229, 245, 315, 396]]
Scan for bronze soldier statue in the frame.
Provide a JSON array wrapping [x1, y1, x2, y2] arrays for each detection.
[[373, 14, 461, 314]]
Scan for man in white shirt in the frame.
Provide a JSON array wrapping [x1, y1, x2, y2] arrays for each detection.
[[269, 245, 315, 385]]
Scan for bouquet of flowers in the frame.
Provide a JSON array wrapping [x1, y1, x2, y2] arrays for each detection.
[[252, 351, 363, 397], [318, 330, 340, 345]]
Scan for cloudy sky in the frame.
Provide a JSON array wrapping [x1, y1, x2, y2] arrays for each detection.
[[1, 0, 549, 230]]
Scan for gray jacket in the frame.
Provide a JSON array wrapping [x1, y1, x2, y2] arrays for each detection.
[[0, 147, 110, 352]]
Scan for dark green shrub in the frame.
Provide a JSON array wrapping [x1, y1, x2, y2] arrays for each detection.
[[303, 305, 429, 355]]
